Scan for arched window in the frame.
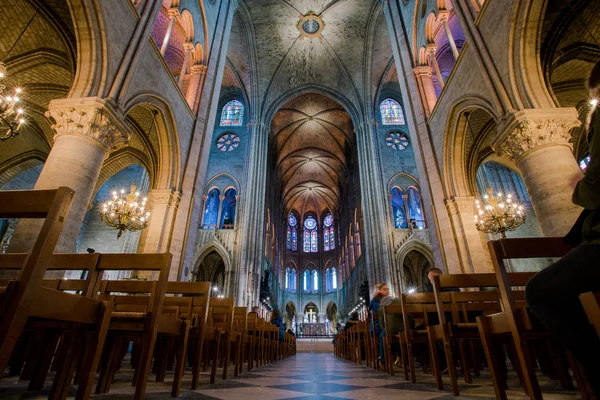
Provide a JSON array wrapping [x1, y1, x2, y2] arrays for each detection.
[[323, 213, 335, 251], [202, 188, 220, 229], [312, 270, 318, 292], [332, 268, 337, 290], [220, 188, 237, 229], [303, 270, 310, 292], [380, 98, 405, 125], [391, 187, 408, 229], [407, 187, 425, 229], [286, 213, 298, 251], [325, 268, 332, 292], [285, 268, 290, 290], [303, 216, 318, 253], [220, 100, 244, 127], [290, 269, 296, 292]]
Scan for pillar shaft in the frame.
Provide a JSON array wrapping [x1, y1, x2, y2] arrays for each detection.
[[9, 98, 129, 253], [427, 45, 445, 89], [413, 66, 437, 116], [160, 9, 180, 56], [496, 109, 583, 237], [438, 11, 459, 60], [178, 42, 193, 90]]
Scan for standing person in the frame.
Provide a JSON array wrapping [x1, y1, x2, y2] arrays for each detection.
[[270, 309, 285, 343], [526, 60, 600, 397], [368, 283, 390, 370]]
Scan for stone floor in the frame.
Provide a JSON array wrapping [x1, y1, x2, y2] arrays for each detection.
[[0, 353, 582, 399]]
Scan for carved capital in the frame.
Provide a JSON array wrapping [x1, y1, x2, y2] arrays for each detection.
[[151, 189, 181, 208], [445, 197, 475, 216], [437, 10, 450, 23], [45, 98, 130, 153], [426, 43, 437, 55], [496, 113, 581, 163], [413, 65, 432, 77], [191, 64, 207, 75], [167, 7, 181, 20]]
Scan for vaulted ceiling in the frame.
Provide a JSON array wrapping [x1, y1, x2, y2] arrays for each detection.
[[270, 93, 354, 218]]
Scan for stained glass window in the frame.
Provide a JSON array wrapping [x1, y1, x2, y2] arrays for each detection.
[[201, 188, 220, 229], [407, 187, 425, 229], [303, 216, 318, 253], [216, 133, 240, 151], [285, 268, 289, 290], [323, 213, 335, 251], [332, 269, 337, 289], [220, 188, 236, 228], [380, 98, 405, 125], [303, 270, 310, 292], [291, 269, 296, 291], [385, 132, 409, 150], [325, 268, 332, 292], [580, 155, 591, 172], [312, 270, 318, 292], [220, 100, 244, 126], [287, 213, 298, 251], [391, 187, 408, 228]]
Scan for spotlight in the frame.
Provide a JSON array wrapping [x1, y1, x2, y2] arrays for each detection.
[[591, 98, 599, 108], [407, 287, 416, 294]]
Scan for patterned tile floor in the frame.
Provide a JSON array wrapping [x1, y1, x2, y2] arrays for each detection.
[[0, 353, 582, 399]]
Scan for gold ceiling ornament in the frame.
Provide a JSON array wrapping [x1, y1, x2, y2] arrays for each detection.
[[0, 63, 26, 141], [474, 187, 526, 238], [297, 11, 325, 39], [100, 183, 151, 238]]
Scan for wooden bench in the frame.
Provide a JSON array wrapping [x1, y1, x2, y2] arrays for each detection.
[[0, 188, 112, 400]]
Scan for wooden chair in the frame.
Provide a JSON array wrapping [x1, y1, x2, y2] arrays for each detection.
[[92, 253, 185, 400], [482, 237, 574, 400], [0, 188, 112, 400], [380, 304, 405, 375], [205, 297, 234, 383], [245, 312, 258, 371], [228, 306, 247, 378], [398, 293, 435, 382]]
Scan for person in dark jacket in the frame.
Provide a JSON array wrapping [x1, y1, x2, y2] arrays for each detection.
[[526, 60, 600, 397], [270, 309, 285, 343], [368, 283, 390, 336]]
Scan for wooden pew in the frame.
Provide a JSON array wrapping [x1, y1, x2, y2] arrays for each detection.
[[483, 237, 574, 400], [205, 297, 234, 383], [92, 253, 185, 400], [0, 188, 113, 400], [398, 293, 435, 382], [228, 306, 248, 378]]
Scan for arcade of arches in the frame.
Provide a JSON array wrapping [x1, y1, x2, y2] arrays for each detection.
[[0, 0, 599, 372]]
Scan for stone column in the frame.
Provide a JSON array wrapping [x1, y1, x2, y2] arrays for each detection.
[[438, 10, 460, 60], [445, 196, 491, 273], [185, 64, 207, 111], [160, 8, 181, 56], [413, 66, 438, 116], [495, 109, 583, 237], [216, 194, 225, 229], [426, 44, 444, 89], [178, 42, 194, 90], [141, 189, 180, 253], [9, 98, 129, 253]]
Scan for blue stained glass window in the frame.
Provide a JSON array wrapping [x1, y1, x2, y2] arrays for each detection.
[[285, 268, 289, 290], [287, 213, 298, 251], [303, 270, 310, 292], [325, 268, 332, 292], [291, 228, 297, 251], [312, 270, 318, 292], [201, 188, 220, 229], [324, 229, 330, 251], [332, 269, 337, 289], [291, 269, 296, 291], [330, 228, 335, 250], [391, 187, 408, 229], [220, 100, 244, 127], [219, 188, 237, 228], [304, 216, 318, 253], [407, 187, 425, 229], [286, 226, 292, 250], [323, 213, 334, 251], [380, 98, 405, 125], [580, 155, 591, 172]]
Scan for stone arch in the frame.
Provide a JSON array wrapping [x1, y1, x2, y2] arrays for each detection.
[[387, 172, 421, 192], [395, 239, 435, 292], [442, 97, 500, 198], [180, 9, 194, 42], [94, 148, 153, 199], [122, 95, 182, 189], [192, 242, 232, 288], [203, 172, 241, 193], [425, 12, 438, 43]]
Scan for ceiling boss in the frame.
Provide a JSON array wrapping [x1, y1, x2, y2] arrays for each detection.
[[297, 11, 325, 39]]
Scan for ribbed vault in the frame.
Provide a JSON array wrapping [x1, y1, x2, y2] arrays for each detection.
[[270, 93, 354, 217]]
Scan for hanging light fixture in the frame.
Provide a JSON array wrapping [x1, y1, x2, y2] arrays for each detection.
[[100, 183, 151, 239], [0, 63, 26, 141], [474, 187, 526, 238]]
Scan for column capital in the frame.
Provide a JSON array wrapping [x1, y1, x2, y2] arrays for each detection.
[[151, 188, 181, 208], [167, 7, 181, 20], [493, 108, 581, 163], [379, 0, 390, 14], [444, 196, 475, 216], [45, 97, 130, 154], [426, 43, 438, 55], [413, 65, 433, 77], [190, 64, 207, 75], [437, 9, 451, 23]]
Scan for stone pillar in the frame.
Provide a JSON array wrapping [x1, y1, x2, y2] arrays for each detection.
[[413, 66, 438, 116], [9, 98, 129, 253], [426, 44, 444, 89], [185, 64, 207, 111], [216, 194, 225, 229], [444, 196, 491, 273], [438, 10, 460, 60], [495, 109, 583, 236], [160, 8, 181, 56], [178, 42, 194, 90], [142, 189, 180, 253]]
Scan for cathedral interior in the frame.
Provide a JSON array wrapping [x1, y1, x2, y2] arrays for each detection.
[[0, 0, 599, 398]]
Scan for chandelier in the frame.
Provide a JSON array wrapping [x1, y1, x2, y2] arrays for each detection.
[[0, 63, 26, 141], [474, 187, 526, 238], [100, 183, 151, 238]]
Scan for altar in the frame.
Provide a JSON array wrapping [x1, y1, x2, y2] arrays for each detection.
[[300, 322, 327, 336]]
